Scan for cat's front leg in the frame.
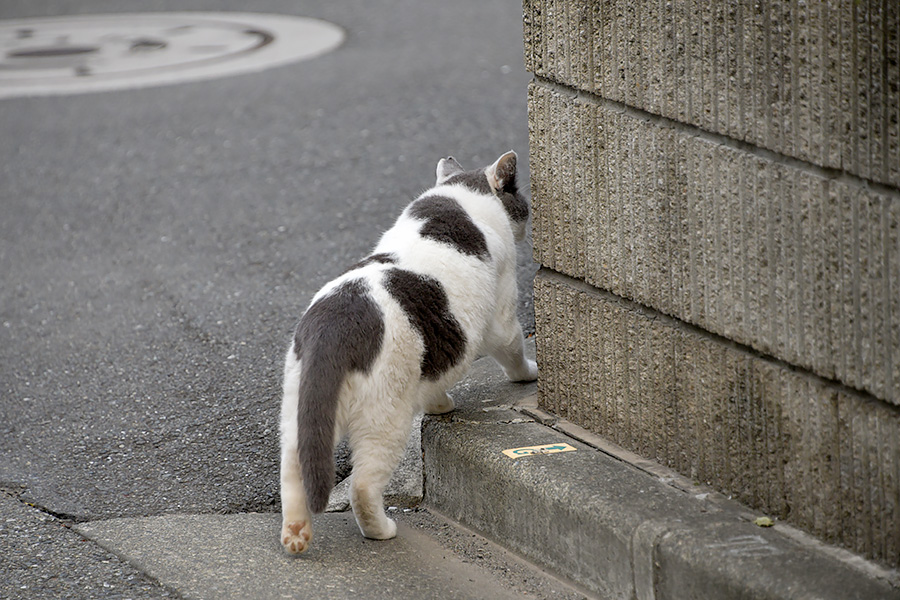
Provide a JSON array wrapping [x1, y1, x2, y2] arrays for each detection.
[[506, 356, 538, 383], [487, 320, 538, 383]]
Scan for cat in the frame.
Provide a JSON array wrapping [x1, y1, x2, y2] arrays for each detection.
[[279, 151, 538, 554]]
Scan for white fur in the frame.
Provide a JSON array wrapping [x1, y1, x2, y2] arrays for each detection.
[[280, 156, 537, 554]]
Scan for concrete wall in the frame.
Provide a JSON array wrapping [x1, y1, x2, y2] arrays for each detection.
[[524, 0, 900, 566]]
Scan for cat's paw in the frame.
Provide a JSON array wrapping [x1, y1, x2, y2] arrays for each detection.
[[508, 359, 538, 383], [281, 519, 313, 555], [361, 517, 397, 541], [425, 392, 455, 415]]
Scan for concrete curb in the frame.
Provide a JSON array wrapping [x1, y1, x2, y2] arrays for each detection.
[[424, 344, 900, 600]]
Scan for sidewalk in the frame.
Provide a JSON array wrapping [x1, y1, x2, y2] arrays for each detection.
[[74, 510, 585, 600]]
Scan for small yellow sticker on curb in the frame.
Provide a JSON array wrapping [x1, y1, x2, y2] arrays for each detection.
[[502, 443, 577, 459]]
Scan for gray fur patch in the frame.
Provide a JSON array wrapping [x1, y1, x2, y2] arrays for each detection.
[[445, 170, 492, 195], [382, 268, 466, 380], [497, 189, 529, 223], [445, 169, 529, 224], [408, 195, 489, 259]]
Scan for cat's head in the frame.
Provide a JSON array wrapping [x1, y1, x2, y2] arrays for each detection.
[[435, 151, 530, 242]]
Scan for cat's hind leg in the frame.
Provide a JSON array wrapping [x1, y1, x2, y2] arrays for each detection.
[[346, 404, 417, 540], [280, 446, 313, 554], [279, 354, 313, 554]]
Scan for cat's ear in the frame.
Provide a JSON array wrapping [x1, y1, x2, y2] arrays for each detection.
[[486, 151, 517, 193], [436, 156, 464, 185]]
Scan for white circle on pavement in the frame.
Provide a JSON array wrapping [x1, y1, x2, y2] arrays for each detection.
[[0, 12, 344, 99]]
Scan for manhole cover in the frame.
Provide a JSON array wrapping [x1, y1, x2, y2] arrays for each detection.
[[0, 12, 344, 99]]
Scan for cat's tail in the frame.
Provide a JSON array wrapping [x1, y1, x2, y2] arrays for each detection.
[[295, 351, 340, 514], [293, 279, 384, 514]]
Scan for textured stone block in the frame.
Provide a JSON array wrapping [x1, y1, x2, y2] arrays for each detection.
[[534, 269, 900, 566], [522, 0, 900, 188], [528, 82, 900, 405]]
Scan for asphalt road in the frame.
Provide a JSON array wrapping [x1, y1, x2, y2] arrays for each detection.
[[0, 0, 539, 596]]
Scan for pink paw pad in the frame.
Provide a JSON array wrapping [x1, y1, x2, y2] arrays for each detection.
[[281, 520, 312, 554]]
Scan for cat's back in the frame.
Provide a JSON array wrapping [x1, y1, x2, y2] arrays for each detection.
[[299, 159, 522, 380]]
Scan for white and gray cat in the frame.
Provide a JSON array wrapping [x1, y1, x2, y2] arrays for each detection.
[[279, 151, 538, 554]]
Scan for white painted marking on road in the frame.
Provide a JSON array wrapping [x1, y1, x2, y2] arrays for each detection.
[[0, 13, 344, 98]]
